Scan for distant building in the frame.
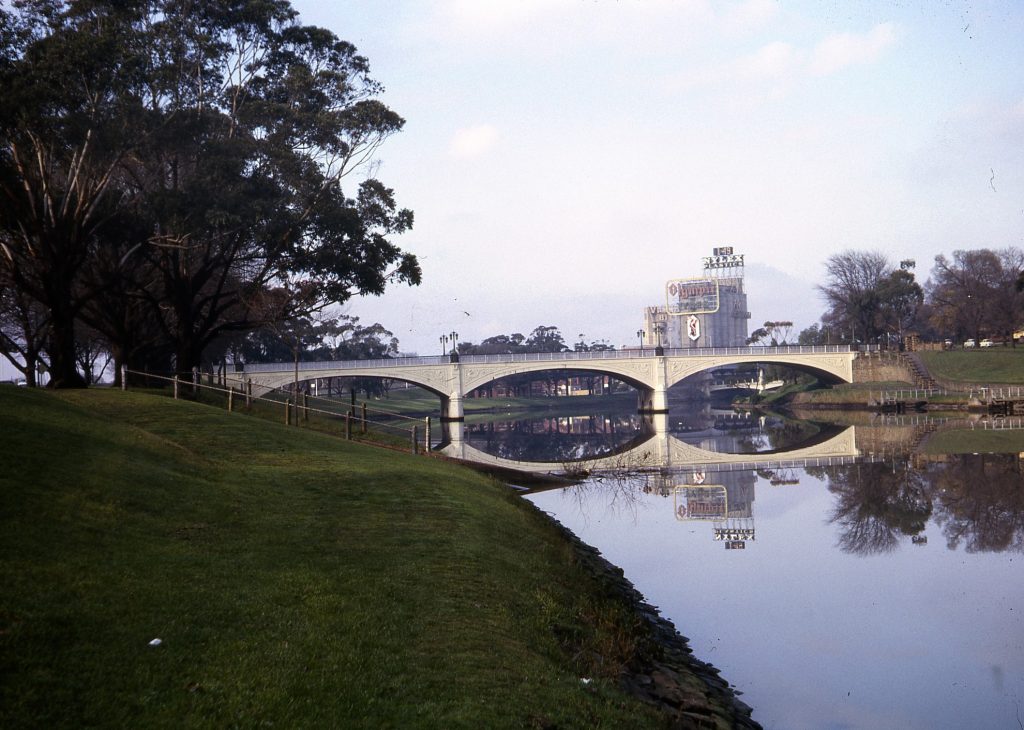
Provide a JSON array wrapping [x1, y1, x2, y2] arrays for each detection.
[[641, 247, 751, 349]]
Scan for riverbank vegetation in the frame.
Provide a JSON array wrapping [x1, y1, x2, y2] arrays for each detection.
[[0, 386, 753, 728], [800, 248, 1022, 351]]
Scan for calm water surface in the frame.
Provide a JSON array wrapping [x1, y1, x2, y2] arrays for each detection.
[[457, 409, 1024, 729]]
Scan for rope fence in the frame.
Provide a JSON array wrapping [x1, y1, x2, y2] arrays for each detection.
[[122, 366, 434, 454]]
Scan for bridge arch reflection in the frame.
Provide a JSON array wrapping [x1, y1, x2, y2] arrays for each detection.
[[438, 414, 862, 475]]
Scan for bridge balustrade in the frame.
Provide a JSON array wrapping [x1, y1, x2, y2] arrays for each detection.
[[243, 344, 859, 373]]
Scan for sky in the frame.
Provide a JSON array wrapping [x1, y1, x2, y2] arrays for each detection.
[[292, 0, 1024, 355]]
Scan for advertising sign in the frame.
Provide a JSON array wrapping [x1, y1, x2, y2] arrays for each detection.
[[687, 315, 700, 341], [666, 278, 719, 315], [673, 485, 728, 521]]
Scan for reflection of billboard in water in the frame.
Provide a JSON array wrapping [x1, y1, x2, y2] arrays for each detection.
[[666, 278, 720, 315], [674, 485, 728, 521]]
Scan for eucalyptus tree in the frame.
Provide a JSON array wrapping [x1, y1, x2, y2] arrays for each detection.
[[121, 1, 419, 375], [0, 0, 419, 386], [0, 1, 151, 386]]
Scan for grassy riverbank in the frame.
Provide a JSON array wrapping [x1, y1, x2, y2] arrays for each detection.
[[918, 347, 1024, 384], [786, 349, 1024, 408], [0, 386, 746, 728]]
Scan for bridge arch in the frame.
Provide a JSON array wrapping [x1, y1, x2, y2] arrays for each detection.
[[662, 352, 853, 390], [460, 362, 653, 394], [244, 364, 455, 401]]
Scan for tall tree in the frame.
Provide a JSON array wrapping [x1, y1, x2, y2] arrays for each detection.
[[0, 1, 419, 385], [818, 250, 890, 344], [927, 248, 1023, 343], [0, 1, 150, 386], [875, 268, 924, 345], [819, 251, 924, 346], [524, 325, 569, 353]]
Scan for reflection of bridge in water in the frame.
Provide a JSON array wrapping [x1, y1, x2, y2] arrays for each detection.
[[438, 413, 863, 475]]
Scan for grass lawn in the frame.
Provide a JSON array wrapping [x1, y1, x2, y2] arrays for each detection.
[[920, 427, 1024, 454], [0, 386, 687, 728], [918, 348, 1024, 384]]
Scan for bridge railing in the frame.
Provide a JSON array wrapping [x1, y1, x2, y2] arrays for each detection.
[[241, 344, 860, 373]]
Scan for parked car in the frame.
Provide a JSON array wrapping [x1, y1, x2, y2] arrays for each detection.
[[980, 338, 995, 348], [964, 339, 976, 348]]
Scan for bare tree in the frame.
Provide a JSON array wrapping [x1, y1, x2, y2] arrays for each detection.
[[927, 248, 1022, 343], [818, 250, 890, 343]]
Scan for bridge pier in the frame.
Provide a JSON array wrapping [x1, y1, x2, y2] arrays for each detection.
[[637, 388, 669, 413], [440, 393, 465, 421], [637, 356, 669, 413]]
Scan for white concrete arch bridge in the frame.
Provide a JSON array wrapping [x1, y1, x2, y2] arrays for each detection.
[[242, 345, 859, 421]]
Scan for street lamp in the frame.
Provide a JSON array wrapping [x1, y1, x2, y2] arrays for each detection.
[[636, 329, 645, 354], [448, 330, 459, 362], [654, 322, 665, 356]]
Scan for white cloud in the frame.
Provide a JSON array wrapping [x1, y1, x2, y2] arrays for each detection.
[[663, 23, 896, 98], [736, 41, 800, 79], [665, 40, 800, 95], [449, 124, 499, 158], [722, 0, 780, 36], [808, 23, 897, 76], [442, 0, 552, 33]]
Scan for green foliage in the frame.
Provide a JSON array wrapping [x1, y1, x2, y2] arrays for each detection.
[[0, 1, 419, 385]]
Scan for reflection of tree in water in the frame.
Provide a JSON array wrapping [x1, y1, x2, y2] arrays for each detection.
[[464, 414, 646, 463], [931, 454, 1024, 553], [820, 455, 1024, 555], [824, 462, 932, 555]]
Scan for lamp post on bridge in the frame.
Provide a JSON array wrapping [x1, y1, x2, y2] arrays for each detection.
[[654, 321, 665, 356], [442, 330, 459, 362], [636, 329, 645, 354]]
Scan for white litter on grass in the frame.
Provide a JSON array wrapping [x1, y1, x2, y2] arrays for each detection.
[[148, 638, 162, 647], [580, 678, 591, 685]]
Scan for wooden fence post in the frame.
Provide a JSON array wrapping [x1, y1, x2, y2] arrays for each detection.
[[173, 376, 179, 400], [345, 413, 352, 440], [121, 365, 127, 391], [228, 387, 233, 413], [285, 398, 291, 425], [412, 426, 419, 454], [424, 417, 431, 452], [303, 393, 309, 422], [192, 367, 198, 396], [246, 379, 252, 408], [361, 402, 367, 434]]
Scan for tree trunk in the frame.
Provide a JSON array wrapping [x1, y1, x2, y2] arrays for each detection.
[[46, 303, 86, 388]]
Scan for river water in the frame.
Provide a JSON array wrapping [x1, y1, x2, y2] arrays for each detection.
[[447, 406, 1024, 730]]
